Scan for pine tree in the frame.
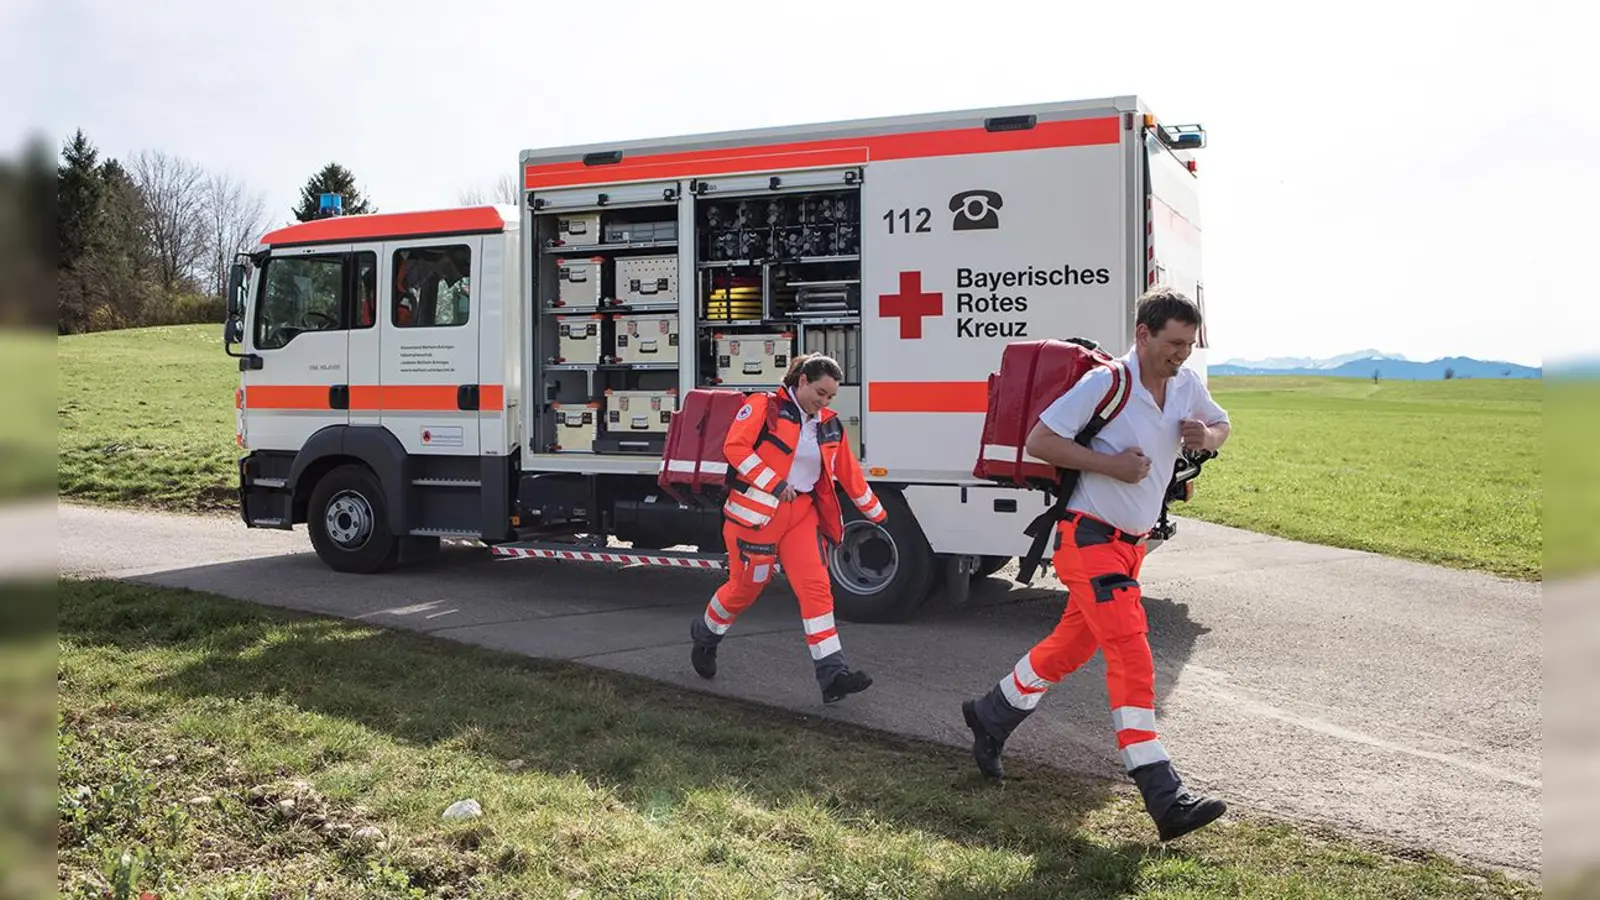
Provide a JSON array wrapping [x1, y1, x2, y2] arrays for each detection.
[[293, 163, 375, 221], [57, 129, 103, 270]]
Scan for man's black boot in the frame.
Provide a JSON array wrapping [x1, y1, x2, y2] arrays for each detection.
[[688, 618, 719, 679], [961, 684, 1034, 780], [822, 668, 872, 703], [1130, 760, 1227, 841]]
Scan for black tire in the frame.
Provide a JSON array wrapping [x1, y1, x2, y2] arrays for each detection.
[[306, 464, 400, 574], [826, 488, 936, 623], [972, 555, 1011, 580]]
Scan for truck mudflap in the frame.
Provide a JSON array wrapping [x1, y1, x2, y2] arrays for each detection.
[[489, 541, 749, 572]]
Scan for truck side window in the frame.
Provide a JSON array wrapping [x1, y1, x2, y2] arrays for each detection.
[[353, 251, 378, 330], [253, 254, 347, 350], [392, 245, 471, 328]]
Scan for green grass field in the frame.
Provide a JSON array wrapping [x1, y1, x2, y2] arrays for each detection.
[[56, 325, 1547, 579], [58, 324, 240, 512], [55, 578, 1534, 900], [1183, 375, 1542, 580]]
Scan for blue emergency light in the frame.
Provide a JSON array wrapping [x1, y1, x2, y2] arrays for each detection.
[[318, 193, 344, 217]]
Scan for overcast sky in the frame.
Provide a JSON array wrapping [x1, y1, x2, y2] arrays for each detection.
[[6, 0, 1585, 366]]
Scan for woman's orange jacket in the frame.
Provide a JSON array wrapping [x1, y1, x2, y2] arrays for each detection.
[[722, 386, 886, 543]]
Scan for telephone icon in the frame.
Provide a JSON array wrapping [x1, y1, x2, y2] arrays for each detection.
[[949, 189, 1003, 231]]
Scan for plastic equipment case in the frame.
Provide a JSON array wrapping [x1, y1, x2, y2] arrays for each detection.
[[611, 313, 678, 364], [551, 402, 599, 452], [554, 257, 604, 308], [555, 213, 601, 246], [606, 390, 677, 434], [554, 314, 603, 364], [614, 255, 679, 305], [714, 332, 793, 385], [604, 220, 678, 244]]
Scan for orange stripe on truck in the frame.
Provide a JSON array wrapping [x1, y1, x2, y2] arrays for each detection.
[[868, 381, 990, 413], [525, 117, 1121, 189], [242, 385, 332, 410], [242, 384, 506, 411]]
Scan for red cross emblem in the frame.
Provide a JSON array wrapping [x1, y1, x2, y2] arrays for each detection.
[[879, 270, 942, 339]]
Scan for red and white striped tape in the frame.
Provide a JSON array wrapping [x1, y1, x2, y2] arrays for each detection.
[[490, 545, 729, 569]]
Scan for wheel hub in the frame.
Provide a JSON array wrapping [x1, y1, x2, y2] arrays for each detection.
[[829, 519, 899, 595], [324, 491, 374, 549]]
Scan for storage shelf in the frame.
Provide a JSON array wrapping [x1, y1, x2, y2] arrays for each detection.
[[544, 362, 679, 371], [599, 300, 680, 313], [699, 255, 858, 269], [543, 240, 679, 254], [543, 300, 680, 315], [697, 319, 790, 328], [792, 315, 861, 325]]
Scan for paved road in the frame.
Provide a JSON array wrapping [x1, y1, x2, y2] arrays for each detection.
[[47, 501, 1541, 880]]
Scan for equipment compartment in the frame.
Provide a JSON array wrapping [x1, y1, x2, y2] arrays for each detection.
[[714, 332, 793, 385], [605, 389, 677, 434], [611, 313, 679, 364], [801, 324, 861, 383], [553, 314, 604, 364], [551, 402, 599, 452], [554, 257, 605, 309], [604, 219, 678, 244], [554, 213, 601, 247], [614, 254, 679, 305]]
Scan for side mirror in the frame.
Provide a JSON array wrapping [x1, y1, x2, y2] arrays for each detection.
[[226, 263, 248, 316]]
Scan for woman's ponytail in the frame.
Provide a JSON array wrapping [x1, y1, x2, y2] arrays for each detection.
[[783, 352, 844, 388]]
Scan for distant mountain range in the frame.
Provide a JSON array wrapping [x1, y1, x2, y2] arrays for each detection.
[[1212, 350, 1540, 380]]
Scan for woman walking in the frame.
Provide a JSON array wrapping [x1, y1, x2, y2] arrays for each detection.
[[688, 352, 886, 703]]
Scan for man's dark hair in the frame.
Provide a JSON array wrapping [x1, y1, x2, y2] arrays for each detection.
[[1136, 287, 1202, 334]]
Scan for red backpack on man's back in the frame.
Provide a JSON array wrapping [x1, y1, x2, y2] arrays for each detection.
[[971, 337, 1132, 583]]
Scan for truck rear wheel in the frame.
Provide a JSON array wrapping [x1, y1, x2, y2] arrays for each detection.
[[307, 464, 399, 574], [827, 489, 935, 623]]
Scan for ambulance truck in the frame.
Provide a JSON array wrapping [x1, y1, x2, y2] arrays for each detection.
[[224, 94, 1210, 623]]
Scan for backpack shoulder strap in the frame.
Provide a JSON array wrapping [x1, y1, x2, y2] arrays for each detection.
[[1016, 360, 1131, 584]]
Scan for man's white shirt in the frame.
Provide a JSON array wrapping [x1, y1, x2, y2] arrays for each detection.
[[1036, 349, 1229, 535]]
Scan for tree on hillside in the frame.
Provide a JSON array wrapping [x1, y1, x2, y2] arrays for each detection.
[[1444, 367, 1456, 380], [57, 130, 103, 272], [87, 158, 160, 329], [54, 129, 272, 333], [130, 149, 208, 296], [203, 172, 267, 300], [293, 163, 374, 221]]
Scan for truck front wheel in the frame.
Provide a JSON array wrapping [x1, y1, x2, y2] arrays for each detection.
[[827, 489, 936, 623], [306, 464, 400, 574]]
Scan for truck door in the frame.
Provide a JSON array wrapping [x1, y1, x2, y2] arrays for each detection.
[[347, 247, 382, 430], [241, 245, 354, 451], [379, 237, 483, 457]]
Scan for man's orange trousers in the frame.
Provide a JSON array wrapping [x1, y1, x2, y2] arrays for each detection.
[[972, 511, 1169, 773]]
